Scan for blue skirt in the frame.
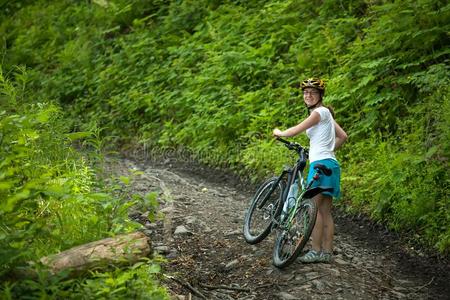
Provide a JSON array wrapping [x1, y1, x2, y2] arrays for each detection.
[[306, 159, 341, 199]]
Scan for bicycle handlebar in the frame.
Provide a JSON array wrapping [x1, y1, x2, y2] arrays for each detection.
[[276, 137, 304, 151], [275, 137, 291, 146], [275, 137, 309, 161]]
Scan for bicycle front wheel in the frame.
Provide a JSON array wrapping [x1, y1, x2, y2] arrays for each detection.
[[243, 177, 285, 244], [272, 198, 317, 268]]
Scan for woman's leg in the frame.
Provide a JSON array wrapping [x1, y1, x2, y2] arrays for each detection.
[[300, 194, 335, 263], [310, 194, 324, 251], [318, 194, 334, 252], [311, 194, 334, 252]]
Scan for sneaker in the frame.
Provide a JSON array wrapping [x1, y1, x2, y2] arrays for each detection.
[[318, 251, 332, 263], [298, 250, 321, 263], [298, 250, 333, 263]]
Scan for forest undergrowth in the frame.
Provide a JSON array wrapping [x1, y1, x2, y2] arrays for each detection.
[[0, 72, 169, 298], [0, 0, 449, 297]]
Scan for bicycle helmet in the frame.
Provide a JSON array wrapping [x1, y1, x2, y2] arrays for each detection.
[[300, 78, 325, 91], [301, 78, 325, 110]]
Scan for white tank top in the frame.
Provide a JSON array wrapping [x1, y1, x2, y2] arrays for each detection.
[[306, 106, 336, 162]]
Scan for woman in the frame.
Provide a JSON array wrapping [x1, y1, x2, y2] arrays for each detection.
[[273, 78, 348, 263]]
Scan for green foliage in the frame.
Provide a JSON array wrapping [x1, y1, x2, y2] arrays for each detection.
[[0, 70, 167, 297], [2, 260, 168, 299], [74, 261, 168, 299], [1, 0, 449, 256]]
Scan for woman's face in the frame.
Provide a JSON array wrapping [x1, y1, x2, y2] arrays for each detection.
[[303, 87, 321, 107]]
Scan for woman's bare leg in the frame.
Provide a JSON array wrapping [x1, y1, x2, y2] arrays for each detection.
[[311, 194, 334, 252], [319, 195, 334, 252], [310, 195, 323, 251]]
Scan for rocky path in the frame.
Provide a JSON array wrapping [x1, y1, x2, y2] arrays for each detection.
[[111, 157, 449, 300]]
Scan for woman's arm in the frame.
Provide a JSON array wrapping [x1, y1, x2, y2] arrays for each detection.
[[273, 111, 320, 137], [334, 120, 348, 150]]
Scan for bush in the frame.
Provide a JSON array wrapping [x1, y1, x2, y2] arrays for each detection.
[[0, 68, 168, 297]]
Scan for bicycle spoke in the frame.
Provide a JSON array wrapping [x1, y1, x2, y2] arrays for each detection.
[[251, 194, 280, 231], [272, 199, 317, 268], [243, 177, 285, 244]]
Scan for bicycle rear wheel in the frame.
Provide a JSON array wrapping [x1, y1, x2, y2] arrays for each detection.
[[272, 198, 317, 268], [243, 177, 285, 244]]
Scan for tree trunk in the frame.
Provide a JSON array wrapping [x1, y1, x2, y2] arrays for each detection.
[[39, 231, 151, 276]]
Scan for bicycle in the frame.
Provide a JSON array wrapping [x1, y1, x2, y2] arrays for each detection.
[[243, 137, 333, 268]]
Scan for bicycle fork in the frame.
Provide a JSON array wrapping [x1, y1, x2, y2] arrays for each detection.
[[256, 168, 291, 210]]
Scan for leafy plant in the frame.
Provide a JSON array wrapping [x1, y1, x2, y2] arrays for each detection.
[[0, 68, 167, 297], [1, 0, 448, 256]]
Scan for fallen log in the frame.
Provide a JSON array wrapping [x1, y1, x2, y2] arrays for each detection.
[[38, 231, 151, 276]]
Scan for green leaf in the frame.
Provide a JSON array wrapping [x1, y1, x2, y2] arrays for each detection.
[[65, 132, 92, 141], [3, 189, 31, 212], [0, 180, 15, 190], [147, 264, 161, 274], [119, 176, 130, 185], [425, 146, 438, 159], [89, 193, 110, 200]]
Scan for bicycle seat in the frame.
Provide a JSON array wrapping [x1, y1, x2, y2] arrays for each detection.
[[313, 164, 332, 176], [303, 186, 334, 199]]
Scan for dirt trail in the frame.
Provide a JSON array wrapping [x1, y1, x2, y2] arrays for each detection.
[[110, 157, 449, 300]]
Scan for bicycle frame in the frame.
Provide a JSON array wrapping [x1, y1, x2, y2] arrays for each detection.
[[273, 164, 305, 227], [257, 155, 307, 205], [282, 167, 334, 230], [257, 152, 308, 230], [252, 137, 333, 233], [282, 173, 314, 230]]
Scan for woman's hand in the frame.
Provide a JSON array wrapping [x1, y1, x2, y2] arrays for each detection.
[[273, 128, 283, 137]]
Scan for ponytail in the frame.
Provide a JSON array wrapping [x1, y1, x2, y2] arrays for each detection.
[[307, 102, 335, 118]]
